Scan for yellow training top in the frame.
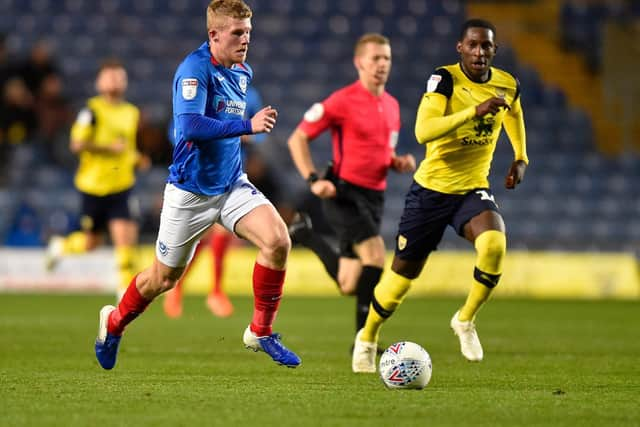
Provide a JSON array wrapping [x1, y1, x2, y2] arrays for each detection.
[[413, 63, 528, 194], [70, 96, 140, 196]]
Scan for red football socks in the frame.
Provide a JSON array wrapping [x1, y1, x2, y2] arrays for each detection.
[[211, 231, 232, 294], [250, 262, 285, 337], [108, 275, 151, 336]]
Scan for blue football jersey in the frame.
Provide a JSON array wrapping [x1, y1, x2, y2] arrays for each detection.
[[167, 85, 264, 147], [169, 42, 253, 195]]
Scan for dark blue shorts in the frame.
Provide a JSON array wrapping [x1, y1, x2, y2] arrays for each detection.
[[80, 189, 139, 232], [394, 182, 500, 261]]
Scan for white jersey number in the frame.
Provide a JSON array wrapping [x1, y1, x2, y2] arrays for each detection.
[[475, 190, 497, 206]]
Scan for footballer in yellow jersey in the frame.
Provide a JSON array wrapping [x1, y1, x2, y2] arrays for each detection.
[[46, 59, 148, 299], [414, 62, 527, 194], [71, 95, 139, 196], [353, 19, 529, 372]]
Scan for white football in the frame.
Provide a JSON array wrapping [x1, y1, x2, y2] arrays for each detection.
[[379, 341, 432, 390]]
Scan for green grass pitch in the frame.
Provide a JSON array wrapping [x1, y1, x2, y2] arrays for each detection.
[[1, 294, 638, 426]]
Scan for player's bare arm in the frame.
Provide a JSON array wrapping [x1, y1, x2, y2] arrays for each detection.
[[502, 96, 528, 189], [250, 105, 277, 134], [134, 124, 151, 171], [505, 160, 526, 189], [287, 128, 337, 199], [287, 128, 317, 178], [135, 151, 152, 171]]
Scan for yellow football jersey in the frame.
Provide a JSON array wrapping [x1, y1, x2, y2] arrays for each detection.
[[70, 96, 140, 196], [413, 63, 528, 194]]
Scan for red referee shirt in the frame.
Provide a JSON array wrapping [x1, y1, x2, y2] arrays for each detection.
[[298, 81, 400, 191]]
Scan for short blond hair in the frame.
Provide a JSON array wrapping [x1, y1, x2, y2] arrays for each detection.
[[207, 0, 252, 32], [354, 33, 390, 56], [98, 57, 125, 73]]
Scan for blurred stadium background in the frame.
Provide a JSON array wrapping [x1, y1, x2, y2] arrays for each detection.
[[0, 0, 638, 297]]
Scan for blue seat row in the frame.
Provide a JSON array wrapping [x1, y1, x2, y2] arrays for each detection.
[[2, 1, 637, 253]]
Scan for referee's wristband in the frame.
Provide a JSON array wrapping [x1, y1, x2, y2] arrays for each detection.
[[306, 172, 319, 186]]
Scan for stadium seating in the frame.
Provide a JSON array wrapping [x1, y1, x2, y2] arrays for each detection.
[[560, 0, 640, 72], [0, 0, 637, 254]]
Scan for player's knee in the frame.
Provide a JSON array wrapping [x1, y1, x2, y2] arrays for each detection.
[[152, 273, 182, 296], [159, 277, 179, 293], [262, 233, 291, 266], [85, 237, 100, 251], [476, 230, 506, 257], [354, 237, 386, 267], [360, 252, 385, 269], [474, 230, 506, 273], [337, 276, 357, 295], [145, 264, 183, 296], [390, 257, 425, 280]]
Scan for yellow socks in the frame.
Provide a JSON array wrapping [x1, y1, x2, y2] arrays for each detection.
[[115, 246, 137, 295], [61, 231, 89, 254], [360, 269, 412, 342], [459, 230, 506, 322], [459, 282, 492, 322]]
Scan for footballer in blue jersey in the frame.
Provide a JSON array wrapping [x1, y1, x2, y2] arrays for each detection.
[[162, 84, 269, 320], [94, 0, 301, 371]]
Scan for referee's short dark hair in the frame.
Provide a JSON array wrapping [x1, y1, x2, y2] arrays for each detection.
[[459, 19, 497, 41]]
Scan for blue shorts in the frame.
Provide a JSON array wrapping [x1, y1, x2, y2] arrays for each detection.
[[80, 189, 139, 232], [394, 182, 500, 261]]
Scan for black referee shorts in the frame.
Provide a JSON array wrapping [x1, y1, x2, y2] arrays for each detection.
[[394, 182, 501, 261], [322, 179, 384, 258]]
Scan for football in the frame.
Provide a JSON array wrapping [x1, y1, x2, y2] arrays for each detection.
[[379, 341, 432, 390]]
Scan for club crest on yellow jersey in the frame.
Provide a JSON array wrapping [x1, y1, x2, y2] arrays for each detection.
[[397, 235, 407, 251]]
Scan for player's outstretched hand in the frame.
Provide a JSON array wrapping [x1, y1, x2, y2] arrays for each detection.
[[505, 160, 527, 189], [476, 97, 510, 117], [251, 106, 278, 134], [391, 154, 417, 173], [310, 179, 337, 199]]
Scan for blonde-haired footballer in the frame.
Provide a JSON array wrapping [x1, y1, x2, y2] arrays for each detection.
[[45, 58, 148, 300], [94, 0, 301, 370], [352, 19, 529, 372]]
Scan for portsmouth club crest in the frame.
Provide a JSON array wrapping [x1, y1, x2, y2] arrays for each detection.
[[158, 241, 168, 256], [238, 76, 247, 94]]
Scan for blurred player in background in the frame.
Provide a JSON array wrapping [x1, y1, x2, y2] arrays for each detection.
[[45, 59, 148, 300], [163, 85, 266, 319], [287, 33, 416, 350], [94, 0, 301, 370], [352, 19, 529, 372]]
